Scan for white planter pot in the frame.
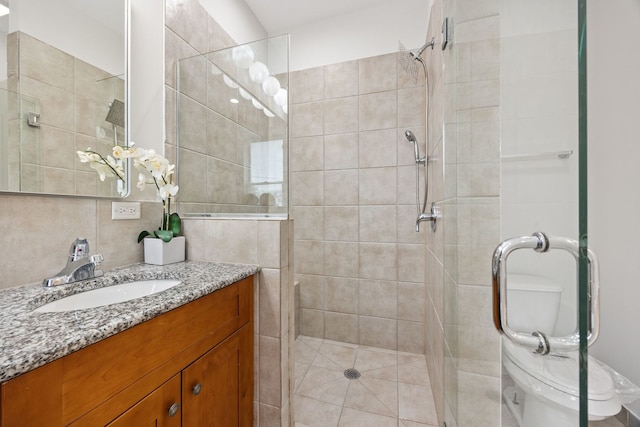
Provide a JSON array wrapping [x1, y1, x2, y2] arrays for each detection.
[[143, 236, 185, 265]]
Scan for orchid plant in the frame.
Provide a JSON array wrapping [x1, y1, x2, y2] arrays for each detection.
[[77, 144, 181, 243]]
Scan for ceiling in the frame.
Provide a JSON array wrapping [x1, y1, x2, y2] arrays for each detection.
[[243, 0, 391, 34]]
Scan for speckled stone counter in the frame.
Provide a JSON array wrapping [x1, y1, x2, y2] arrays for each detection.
[[0, 261, 259, 383]]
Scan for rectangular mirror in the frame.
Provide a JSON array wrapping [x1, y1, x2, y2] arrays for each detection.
[[0, 0, 129, 197]]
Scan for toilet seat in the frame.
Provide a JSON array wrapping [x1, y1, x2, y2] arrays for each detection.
[[503, 340, 621, 418]]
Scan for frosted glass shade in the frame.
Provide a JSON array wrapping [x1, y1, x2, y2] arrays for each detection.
[[251, 98, 264, 110], [249, 61, 269, 83], [223, 74, 238, 89], [231, 45, 254, 68], [239, 88, 252, 100], [262, 76, 281, 96], [274, 88, 287, 106]]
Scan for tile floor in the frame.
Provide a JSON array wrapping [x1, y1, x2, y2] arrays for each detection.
[[294, 335, 439, 427]]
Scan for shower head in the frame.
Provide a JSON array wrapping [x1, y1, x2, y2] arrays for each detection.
[[105, 99, 125, 128], [398, 37, 435, 85]]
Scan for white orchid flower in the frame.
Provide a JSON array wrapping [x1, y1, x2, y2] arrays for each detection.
[[158, 183, 179, 201], [78, 144, 180, 240]]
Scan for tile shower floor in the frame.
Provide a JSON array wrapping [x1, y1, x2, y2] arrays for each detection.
[[294, 336, 439, 427]]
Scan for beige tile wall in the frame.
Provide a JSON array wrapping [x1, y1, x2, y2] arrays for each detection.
[[182, 218, 294, 427], [7, 32, 125, 197], [291, 52, 427, 353]]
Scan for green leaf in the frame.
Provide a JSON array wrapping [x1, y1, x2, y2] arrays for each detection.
[[137, 230, 151, 243], [168, 212, 181, 237], [154, 230, 174, 242]]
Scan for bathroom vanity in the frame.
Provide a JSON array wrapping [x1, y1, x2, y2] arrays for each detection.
[[0, 262, 258, 426]]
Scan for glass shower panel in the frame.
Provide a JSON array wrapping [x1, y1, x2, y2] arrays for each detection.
[[499, 1, 587, 426], [176, 35, 289, 217], [442, 0, 588, 426]]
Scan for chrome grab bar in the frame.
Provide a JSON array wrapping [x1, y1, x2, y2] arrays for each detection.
[[492, 232, 600, 355]]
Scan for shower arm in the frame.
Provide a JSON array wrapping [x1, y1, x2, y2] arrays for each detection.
[[412, 37, 436, 60]]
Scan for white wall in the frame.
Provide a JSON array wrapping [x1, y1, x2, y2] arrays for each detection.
[[284, 0, 431, 71], [588, 0, 640, 386], [129, 0, 165, 155], [199, 0, 267, 44], [208, 0, 431, 72]]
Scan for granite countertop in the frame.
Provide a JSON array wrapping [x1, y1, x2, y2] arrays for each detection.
[[0, 261, 260, 383]]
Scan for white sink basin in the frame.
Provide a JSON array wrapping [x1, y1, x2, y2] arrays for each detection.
[[34, 279, 182, 313]]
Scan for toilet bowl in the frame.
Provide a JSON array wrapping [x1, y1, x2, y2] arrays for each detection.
[[503, 274, 621, 426]]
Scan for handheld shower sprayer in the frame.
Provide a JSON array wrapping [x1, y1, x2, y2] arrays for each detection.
[[403, 129, 438, 232], [405, 130, 425, 164]]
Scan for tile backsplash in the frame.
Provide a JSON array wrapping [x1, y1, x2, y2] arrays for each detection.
[[0, 194, 158, 290]]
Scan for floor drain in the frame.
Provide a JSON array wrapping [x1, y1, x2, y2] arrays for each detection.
[[344, 368, 361, 380]]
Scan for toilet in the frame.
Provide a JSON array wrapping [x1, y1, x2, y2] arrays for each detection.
[[502, 274, 621, 426]]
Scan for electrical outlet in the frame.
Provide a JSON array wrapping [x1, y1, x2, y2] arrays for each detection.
[[112, 202, 141, 220]]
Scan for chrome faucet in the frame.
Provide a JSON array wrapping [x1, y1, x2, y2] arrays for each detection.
[[43, 238, 104, 287], [416, 203, 439, 232]]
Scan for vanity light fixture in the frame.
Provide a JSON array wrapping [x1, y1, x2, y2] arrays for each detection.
[[249, 61, 269, 83], [222, 74, 238, 89], [273, 88, 287, 106], [239, 88, 252, 100], [231, 45, 254, 69], [262, 76, 281, 96]]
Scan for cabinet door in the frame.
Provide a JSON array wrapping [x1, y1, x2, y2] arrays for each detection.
[[182, 327, 251, 427], [106, 374, 181, 427]]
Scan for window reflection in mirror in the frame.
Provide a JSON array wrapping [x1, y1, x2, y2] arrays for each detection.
[[0, 0, 128, 197]]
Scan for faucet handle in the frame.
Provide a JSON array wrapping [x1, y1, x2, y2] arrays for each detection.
[[90, 254, 104, 265], [69, 238, 90, 261]]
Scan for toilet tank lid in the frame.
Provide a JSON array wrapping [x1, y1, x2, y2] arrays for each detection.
[[507, 274, 562, 293]]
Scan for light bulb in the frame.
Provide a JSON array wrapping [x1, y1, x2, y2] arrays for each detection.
[[239, 88, 252, 100], [262, 76, 281, 97], [223, 74, 238, 89], [249, 61, 269, 84], [231, 45, 254, 69], [264, 109, 275, 118], [251, 98, 264, 110], [274, 88, 287, 106]]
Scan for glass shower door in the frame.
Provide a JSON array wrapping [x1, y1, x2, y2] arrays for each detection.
[[496, 0, 590, 426]]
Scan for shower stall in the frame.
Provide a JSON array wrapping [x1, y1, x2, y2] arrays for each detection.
[[173, 0, 637, 425]]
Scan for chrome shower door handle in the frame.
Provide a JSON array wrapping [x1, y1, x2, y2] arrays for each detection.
[[492, 232, 600, 355]]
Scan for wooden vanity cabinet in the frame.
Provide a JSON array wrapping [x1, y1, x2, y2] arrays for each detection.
[[0, 276, 253, 427], [106, 374, 182, 427]]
